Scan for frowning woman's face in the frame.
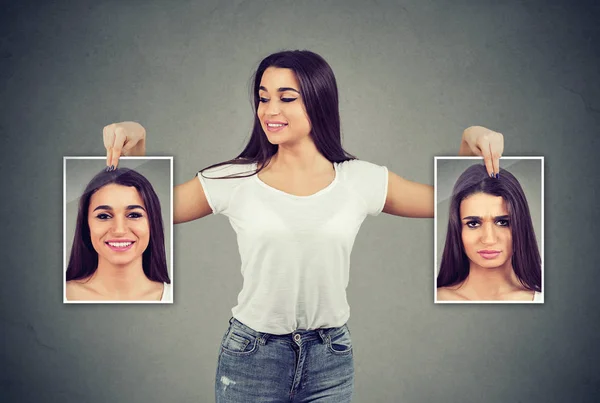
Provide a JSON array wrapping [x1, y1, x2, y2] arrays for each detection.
[[460, 193, 513, 270], [87, 184, 150, 267]]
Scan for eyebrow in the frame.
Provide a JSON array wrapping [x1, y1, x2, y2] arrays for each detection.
[[461, 215, 510, 221], [92, 204, 146, 212], [259, 86, 300, 94]]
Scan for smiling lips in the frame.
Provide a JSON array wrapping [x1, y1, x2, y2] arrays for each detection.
[[478, 250, 501, 259], [105, 240, 135, 252], [265, 120, 288, 133]]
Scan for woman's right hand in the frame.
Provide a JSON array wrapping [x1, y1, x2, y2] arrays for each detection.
[[103, 121, 147, 169]]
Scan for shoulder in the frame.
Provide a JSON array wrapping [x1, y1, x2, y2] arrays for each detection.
[[65, 279, 93, 301], [336, 159, 386, 176], [436, 287, 468, 301], [503, 289, 538, 301], [199, 161, 258, 179], [336, 159, 388, 184]]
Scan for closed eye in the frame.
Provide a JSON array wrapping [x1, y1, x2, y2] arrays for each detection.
[[259, 97, 269, 103], [281, 98, 297, 103]]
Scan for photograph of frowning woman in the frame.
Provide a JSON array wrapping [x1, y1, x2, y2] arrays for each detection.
[[437, 162, 542, 302], [65, 167, 171, 302]]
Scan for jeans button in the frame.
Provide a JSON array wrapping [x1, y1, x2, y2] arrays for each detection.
[[294, 334, 301, 342]]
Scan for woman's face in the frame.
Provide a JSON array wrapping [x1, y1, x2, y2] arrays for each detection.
[[257, 67, 312, 146], [460, 192, 513, 270], [87, 184, 150, 267]]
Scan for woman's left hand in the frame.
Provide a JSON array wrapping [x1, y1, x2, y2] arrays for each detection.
[[459, 126, 504, 177]]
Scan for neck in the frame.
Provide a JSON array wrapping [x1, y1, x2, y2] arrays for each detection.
[[89, 257, 152, 298], [462, 261, 522, 298], [269, 139, 331, 172]]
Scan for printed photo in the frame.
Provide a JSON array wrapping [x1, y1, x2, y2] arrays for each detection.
[[434, 157, 543, 303], [63, 157, 173, 303]]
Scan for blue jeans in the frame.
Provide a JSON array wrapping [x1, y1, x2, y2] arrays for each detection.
[[215, 318, 354, 402]]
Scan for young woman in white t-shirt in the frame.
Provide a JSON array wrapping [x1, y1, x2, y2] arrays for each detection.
[[101, 50, 504, 402]]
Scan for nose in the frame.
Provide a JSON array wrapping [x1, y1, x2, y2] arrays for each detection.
[[111, 215, 127, 235], [264, 100, 280, 116], [480, 222, 497, 245]]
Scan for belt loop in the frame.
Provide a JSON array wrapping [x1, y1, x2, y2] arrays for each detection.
[[259, 333, 270, 345], [317, 329, 328, 344]]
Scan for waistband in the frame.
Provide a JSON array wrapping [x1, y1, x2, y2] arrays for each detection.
[[229, 317, 348, 345]]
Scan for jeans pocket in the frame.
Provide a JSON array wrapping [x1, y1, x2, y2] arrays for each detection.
[[326, 325, 353, 355], [221, 327, 259, 356]]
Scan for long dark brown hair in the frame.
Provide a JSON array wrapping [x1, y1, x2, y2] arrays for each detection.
[[200, 50, 356, 178], [437, 164, 541, 291]]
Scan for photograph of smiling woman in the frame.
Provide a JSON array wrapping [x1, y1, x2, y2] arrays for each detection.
[[66, 167, 170, 301], [437, 163, 541, 301]]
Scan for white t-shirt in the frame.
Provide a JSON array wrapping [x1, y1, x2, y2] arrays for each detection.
[[161, 282, 173, 303], [198, 159, 388, 334]]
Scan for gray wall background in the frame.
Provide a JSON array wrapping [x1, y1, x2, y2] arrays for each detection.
[[2, 0, 599, 402], [435, 158, 542, 279], [64, 158, 172, 285]]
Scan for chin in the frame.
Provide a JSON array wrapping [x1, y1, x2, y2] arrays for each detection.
[[474, 258, 510, 269], [102, 254, 143, 267], [264, 134, 288, 145]]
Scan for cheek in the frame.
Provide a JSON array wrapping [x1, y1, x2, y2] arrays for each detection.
[[88, 221, 105, 240], [132, 221, 150, 241], [461, 229, 476, 252], [503, 230, 513, 253]]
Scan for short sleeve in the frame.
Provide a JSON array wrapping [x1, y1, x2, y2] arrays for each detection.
[[197, 163, 256, 215], [338, 160, 389, 216]]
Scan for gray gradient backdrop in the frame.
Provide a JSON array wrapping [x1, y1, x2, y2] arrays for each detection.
[[2, 0, 599, 402], [64, 158, 173, 294], [435, 158, 542, 281]]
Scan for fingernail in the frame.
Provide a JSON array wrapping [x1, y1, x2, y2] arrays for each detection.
[[490, 173, 495, 178], [110, 165, 115, 171], [105, 166, 110, 172], [496, 173, 500, 179]]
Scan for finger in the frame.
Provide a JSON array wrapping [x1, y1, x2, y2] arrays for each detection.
[[110, 127, 127, 168], [478, 137, 494, 177], [121, 140, 137, 156], [491, 132, 504, 177], [489, 142, 498, 177], [103, 124, 116, 167], [490, 133, 504, 178]]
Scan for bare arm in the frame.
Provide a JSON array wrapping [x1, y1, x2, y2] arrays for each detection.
[[383, 171, 434, 218], [174, 177, 213, 224]]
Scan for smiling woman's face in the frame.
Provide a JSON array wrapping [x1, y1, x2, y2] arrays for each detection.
[[87, 184, 150, 267], [460, 192, 513, 270], [257, 67, 312, 146]]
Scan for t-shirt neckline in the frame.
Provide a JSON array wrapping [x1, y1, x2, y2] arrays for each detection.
[[254, 162, 339, 199]]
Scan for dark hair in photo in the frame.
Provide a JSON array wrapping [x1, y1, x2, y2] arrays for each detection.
[[200, 49, 356, 178], [437, 164, 541, 291], [66, 167, 170, 284]]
